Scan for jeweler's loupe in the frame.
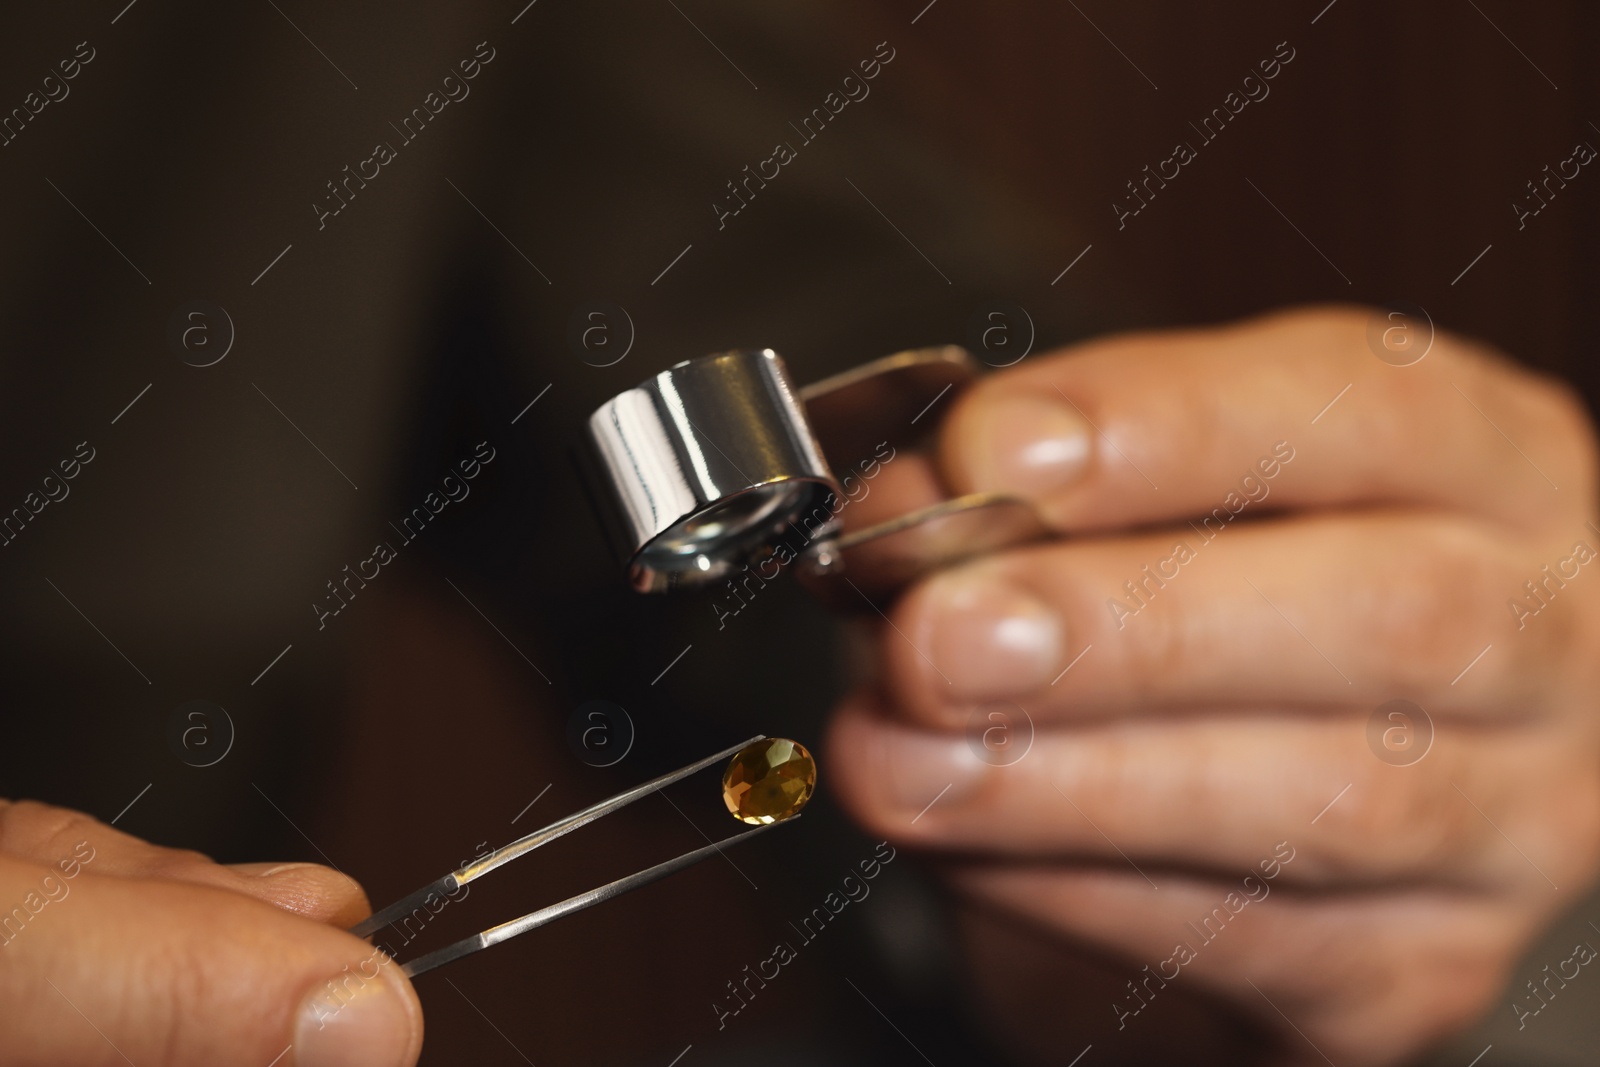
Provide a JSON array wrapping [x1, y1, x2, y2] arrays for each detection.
[[580, 346, 1048, 598]]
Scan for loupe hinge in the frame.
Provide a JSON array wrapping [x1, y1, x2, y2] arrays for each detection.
[[581, 346, 1045, 596]]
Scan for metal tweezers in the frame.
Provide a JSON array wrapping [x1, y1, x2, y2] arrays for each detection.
[[352, 734, 794, 978]]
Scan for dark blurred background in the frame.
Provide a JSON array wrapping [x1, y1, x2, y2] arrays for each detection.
[[0, 1, 1595, 1063]]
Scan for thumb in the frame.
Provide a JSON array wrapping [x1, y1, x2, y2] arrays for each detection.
[[0, 854, 422, 1067]]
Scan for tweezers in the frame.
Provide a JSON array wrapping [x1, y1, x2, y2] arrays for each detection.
[[352, 734, 794, 978]]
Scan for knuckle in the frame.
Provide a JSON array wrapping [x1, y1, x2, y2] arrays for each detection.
[[1447, 336, 1600, 499], [1119, 602, 1198, 701], [1509, 370, 1600, 495], [1359, 519, 1514, 690], [1529, 373, 1598, 456], [1282, 304, 1371, 370], [1080, 562, 1199, 700], [1371, 934, 1510, 1051], [141, 847, 218, 879], [1518, 752, 1600, 893], [1311, 740, 1486, 875], [1285, 913, 1517, 1061], [1257, 303, 1368, 344]]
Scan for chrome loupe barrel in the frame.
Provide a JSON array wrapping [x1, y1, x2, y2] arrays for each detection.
[[581, 349, 840, 592]]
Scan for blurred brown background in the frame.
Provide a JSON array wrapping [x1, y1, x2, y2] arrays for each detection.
[[0, 1, 1595, 1064]]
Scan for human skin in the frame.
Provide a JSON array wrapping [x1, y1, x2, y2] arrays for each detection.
[[825, 307, 1600, 1065], [0, 799, 422, 1067]]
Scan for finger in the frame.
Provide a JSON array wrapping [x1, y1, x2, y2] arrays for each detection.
[[938, 306, 1596, 533], [877, 511, 1550, 721], [825, 692, 1593, 889], [0, 799, 369, 926], [949, 863, 1525, 1066], [834, 450, 944, 535], [221, 863, 372, 927], [0, 857, 422, 1067], [816, 451, 1053, 604]]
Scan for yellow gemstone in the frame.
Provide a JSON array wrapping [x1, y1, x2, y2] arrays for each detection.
[[722, 738, 816, 825]]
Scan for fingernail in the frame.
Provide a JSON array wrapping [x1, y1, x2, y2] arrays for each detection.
[[232, 862, 319, 879], [888, 727, 986, 813], [926, 569, 1062, 704], [295, 957, 422, 1067], [960, 392, 1091, 498], [837, 710, 984, 814]]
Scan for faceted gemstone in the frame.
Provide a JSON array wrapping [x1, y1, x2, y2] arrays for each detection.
[[722, 738, 816, 825]]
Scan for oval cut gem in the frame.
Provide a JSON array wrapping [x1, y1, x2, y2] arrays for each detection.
[[722, 738, 816, 825]]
